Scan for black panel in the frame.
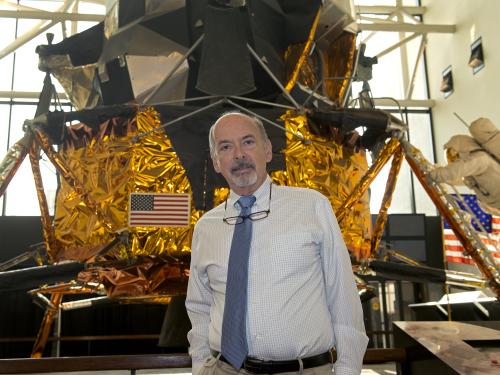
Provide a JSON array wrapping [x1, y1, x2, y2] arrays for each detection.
[[197, 5, 255, 95], [98, 59, 134, 105], [387, 214, 425, 237], [0, 216, 43, 264], [373, 214, 428, 264], [0, 288, 45, 358], [36, 23, 104, 67], [118, 0, 146, 27], [0, 290, 169, 358], [391, 240, 427, 262], [140, 6, 189, 47], [425, 216, 444, 270]]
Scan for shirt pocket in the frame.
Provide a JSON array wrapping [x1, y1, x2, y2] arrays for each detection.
[[265, 231, 320, 279]]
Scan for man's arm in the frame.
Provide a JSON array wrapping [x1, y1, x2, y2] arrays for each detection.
[[185, 225, 213, 375], [317, 196, 369, 375]]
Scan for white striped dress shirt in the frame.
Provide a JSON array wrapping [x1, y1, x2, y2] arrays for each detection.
[[186, 177, 368, 375]]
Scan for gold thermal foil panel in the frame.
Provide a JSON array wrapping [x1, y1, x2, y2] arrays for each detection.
[[53, 108, 201, 262], [271, 112, 371, 260], [54, 108, 370, 272]]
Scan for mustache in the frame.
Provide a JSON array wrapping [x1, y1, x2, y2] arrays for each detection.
[[231, 160, 255, 173]]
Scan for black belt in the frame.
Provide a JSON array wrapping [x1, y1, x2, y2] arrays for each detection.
[[217, 351, 332, 374]]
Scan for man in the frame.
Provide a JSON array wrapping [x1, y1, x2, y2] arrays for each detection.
[[186, 112, 368, 375]]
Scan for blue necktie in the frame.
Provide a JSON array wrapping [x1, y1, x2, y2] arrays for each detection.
[[221, 195, 256, 369]]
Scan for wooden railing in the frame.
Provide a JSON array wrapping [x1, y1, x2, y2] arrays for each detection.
[[0, 354, 191, 373], [0, 349, 407, 373]]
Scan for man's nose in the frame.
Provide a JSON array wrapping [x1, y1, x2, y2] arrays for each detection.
[[233, 145, 246, 159]]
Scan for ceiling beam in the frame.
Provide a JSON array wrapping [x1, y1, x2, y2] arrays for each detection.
[[373, 98, 435, 108], [0, 91, 68, 100], [356, 6, 426, 15], [375, 32, 420, 59], [0, 9, 103, 22], [358, 22, 455, 33], [0, 0, 76, 60]]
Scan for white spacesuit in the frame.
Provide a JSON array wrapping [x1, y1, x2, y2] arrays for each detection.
[[469, 117, 500, 162], [429, 118, 500, 215]]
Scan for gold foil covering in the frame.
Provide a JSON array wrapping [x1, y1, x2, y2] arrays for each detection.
[[370, 146, 404, 257], [52, 108, 371, 296], [35, 126, 115, 262], [29, 143, 57, 261], [127, 109, 202, 259], [53, 108, 201, 265], [284, 44, 318, 91], [284, 9, 321, 92], [270, 112, 372, 261], [321, 32, 357, 105], [31, 293, 63, 358], [336, 138, 400, 226], [0, 134, 31, 197], [80, 257, 188, 298], [284, 30, 356, 103]]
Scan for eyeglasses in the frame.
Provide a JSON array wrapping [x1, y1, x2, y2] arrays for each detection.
[[223, 183, 272, 225]]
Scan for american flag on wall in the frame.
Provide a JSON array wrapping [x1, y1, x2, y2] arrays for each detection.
[[443, 194, 500, 265], [128, 193, 191, 227]]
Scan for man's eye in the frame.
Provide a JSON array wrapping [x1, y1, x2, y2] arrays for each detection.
[[219, 144, 230, 152], [244, 139, 255, 145]]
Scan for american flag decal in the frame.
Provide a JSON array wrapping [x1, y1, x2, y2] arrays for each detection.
[[129, 193, 191, 227], [443, 194, 500, 265]]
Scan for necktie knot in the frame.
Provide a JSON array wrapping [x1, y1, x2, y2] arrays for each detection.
[[237, 195, 256, 214]]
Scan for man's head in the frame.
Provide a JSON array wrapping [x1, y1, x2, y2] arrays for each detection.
[[209, 111, 272, 196]]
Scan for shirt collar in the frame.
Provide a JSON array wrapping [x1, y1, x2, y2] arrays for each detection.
[[228, 175, 272, 211]]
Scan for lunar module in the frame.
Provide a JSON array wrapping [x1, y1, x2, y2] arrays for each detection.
[[0, 0, 498, 357]]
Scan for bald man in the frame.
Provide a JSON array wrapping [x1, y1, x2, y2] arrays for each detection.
[[186, 112, 368, 375]]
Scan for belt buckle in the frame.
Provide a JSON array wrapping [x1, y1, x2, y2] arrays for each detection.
[[244, 358, 274, 374]]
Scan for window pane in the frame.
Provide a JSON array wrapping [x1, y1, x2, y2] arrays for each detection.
[[358, 30, 406, 99], [4, 158, 40, 215], [405, 35, 429, 100], [0, 104, 10, 153], [12, 20, 64, 92], [369, 154, 413, 214], [11, 18, 100, 94], [9, 104, 36, 147], [408, 113, 437, 215], [4, 104, 38, 215], [3, 157, 57, 216], [0, 18, 15, 91], [4, 104, 57, 216]]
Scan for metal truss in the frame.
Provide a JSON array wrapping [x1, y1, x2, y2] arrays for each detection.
[[0, 0, 105, 60], [0, 1, 455, 109], [353, 2, 456, 107]]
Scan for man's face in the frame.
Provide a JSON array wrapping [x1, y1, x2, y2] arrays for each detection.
[[212, 114, 272, 196]]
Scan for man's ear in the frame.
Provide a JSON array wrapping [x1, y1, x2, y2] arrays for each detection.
[[212, 155, 221, 173], [265, 139, 272, 163]]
